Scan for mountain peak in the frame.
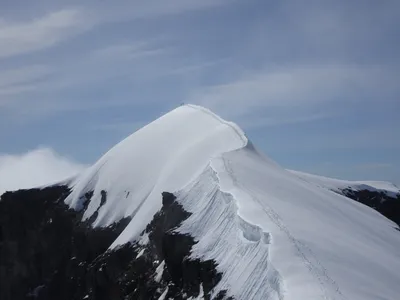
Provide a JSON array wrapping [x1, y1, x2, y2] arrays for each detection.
[[4, 105, 399, 299], [65, 104, 255, 232]]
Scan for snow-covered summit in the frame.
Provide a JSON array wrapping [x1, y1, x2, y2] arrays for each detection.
[[66, 104, 251, 230], [65, 105, 400, 300]]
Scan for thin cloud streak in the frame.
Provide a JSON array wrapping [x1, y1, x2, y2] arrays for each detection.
[[0, 65, 51, 88], [238, 113, 330, 129], [0, 65, 53, 101], [192, 65, 399, 118], [0, 8, 88, 58], [0, 0, 232, 59]]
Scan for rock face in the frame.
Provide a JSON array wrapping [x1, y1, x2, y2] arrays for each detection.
[[0, 188, 230, 300]]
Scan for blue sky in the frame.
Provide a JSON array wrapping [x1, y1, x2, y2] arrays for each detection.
[[0, 0, 399, 185]]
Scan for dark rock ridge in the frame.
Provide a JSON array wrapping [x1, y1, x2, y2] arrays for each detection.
[[0, 187, 230, 300], [339, 189, 400, 227]]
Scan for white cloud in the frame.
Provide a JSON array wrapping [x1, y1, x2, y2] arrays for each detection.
[[0, 148, 86, 196], [0, 0, 231, 59], [0, 8, 88, 58]]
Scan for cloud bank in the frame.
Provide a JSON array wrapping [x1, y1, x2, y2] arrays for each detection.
[[0, 148, 86, 196]]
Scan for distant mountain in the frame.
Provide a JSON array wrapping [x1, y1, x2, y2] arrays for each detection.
[[289, 170, 400, 197], [1, 105, 399, 300], [289, 170, 400, 226]]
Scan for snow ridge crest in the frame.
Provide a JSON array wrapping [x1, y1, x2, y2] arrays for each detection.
[[175, 163, 284, 300], [67, 103, 254, 247], [184, 104, 249, 148]]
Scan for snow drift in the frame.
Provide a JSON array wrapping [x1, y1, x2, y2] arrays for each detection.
[[66, 104, 400, 300]]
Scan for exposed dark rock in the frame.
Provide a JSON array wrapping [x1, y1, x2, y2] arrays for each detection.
[[340, 189, 400, 227], [85, 190, 109, 225], [0, 186, 130, 300], [82, 191, 94, 212], [0, 188, 230, 300], [99, 190, 107, 208], [79, 191, 230, 300]]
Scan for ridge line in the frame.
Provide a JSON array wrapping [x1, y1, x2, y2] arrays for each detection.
[[184, 104, 248, 148]]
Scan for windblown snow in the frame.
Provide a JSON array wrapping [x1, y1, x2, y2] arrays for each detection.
[[66, 105, 400, 300]]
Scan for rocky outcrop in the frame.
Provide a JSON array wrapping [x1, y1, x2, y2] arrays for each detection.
[[340, 189, 400, 227], [0, 188, 230, 300]]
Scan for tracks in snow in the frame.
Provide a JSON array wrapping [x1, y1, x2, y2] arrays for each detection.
[[219, 156, 347, 300], [177, 165, 284, 299]]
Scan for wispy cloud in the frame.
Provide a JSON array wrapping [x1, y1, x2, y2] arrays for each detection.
[[0, 8, 88, 59], [90, 0, 232, 21], [238, 112, 330, 129], [191, 65, 399, 119], [0, 36, 224, 116], [0, 39, 170, 109], [264, 123, 400, 153], [89, 121, 146, 134], [89, 40, 172, 62], [0, 0, 231, 60], [0, 148, 86, 195], [0, 65, 52, 99], [0, 65, 51, 87]]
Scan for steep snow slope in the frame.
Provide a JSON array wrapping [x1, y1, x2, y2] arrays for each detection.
[[289, 170, 400, 197], [199, 149, 399, 300], [66, 105, 400, 300], [66, 104, 246, 237]]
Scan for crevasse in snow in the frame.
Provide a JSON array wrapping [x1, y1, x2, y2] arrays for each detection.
[[66, 104, 400, 300]]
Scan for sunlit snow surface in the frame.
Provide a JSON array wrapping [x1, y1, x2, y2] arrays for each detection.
[[66, 105, 400, 300], [288, 170, 400, 198]]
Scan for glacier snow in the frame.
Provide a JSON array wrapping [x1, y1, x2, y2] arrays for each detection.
[[65, 104, 400, 300]]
